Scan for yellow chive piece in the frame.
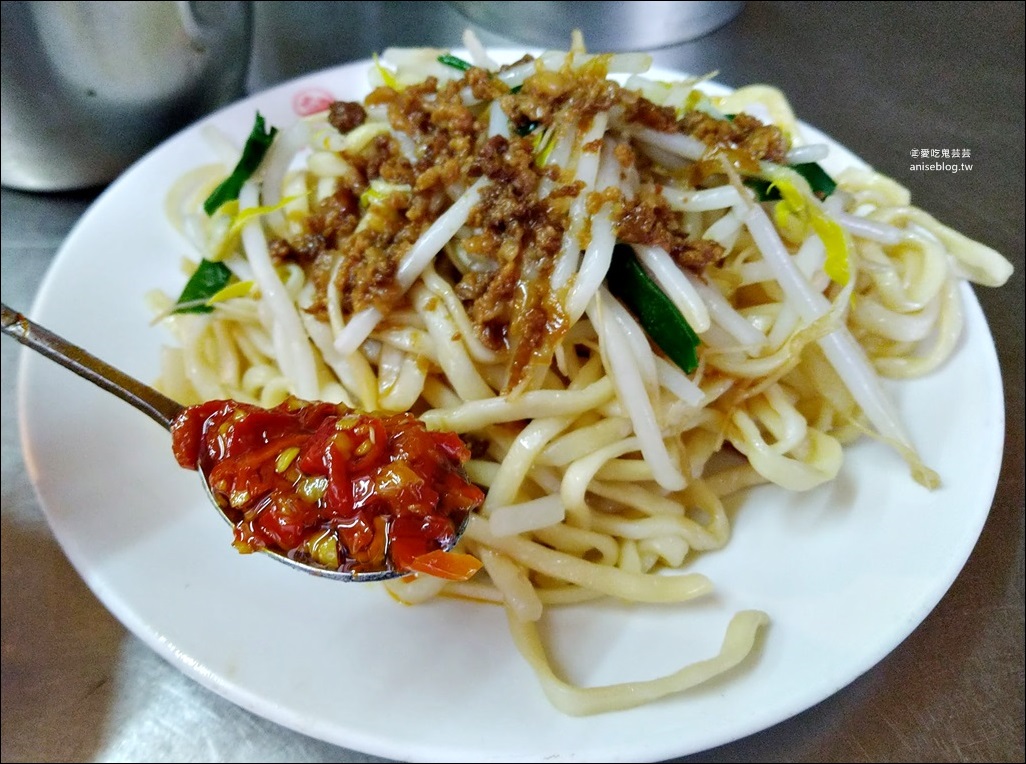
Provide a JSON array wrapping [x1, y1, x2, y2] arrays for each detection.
[[811, 214, 850, 286], [373, 52, 401, 90], [359, 180, 412, 210], [227, 194, 305, 238], [205, 279, 256, 306], [578, 53, 611, 79], [770, 175, 850, 287], [534, 128, 557, 167], [209, 194, 307, 262]]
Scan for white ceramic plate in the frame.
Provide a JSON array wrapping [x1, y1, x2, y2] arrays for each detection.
[[17, 54, 1005, 763]]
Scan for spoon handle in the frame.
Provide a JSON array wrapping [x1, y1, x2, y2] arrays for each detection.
[[1, 303, 183, 430]]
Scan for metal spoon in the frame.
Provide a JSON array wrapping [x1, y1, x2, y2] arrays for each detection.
[[1, 302, 467, 582]]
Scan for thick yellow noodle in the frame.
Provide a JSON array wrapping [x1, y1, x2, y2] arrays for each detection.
[[150, 40, 1013, 715]]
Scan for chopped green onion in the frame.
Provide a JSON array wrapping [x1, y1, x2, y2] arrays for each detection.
[[437, 53, 473, 71], [171, 259, 233, 315], [202, 113, 278, 215], [605, 245, 701, 374]]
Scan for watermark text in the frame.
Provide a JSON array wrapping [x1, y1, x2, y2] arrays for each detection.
[[909, 148, 972, 173]]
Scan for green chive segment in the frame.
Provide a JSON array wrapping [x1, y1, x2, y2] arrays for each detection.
[[605, 245, 701, 374], [171, 259, 233, 315], [437, 54, 473, 72], [747, 161, 838, 201], [173, 113, 279, 314], [202, 112, 279, 215]]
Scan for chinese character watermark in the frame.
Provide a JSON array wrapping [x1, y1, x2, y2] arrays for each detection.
[[909, 148, 973, 173]]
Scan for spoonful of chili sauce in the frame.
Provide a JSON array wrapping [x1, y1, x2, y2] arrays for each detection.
[[171, 397, 484, 581], [2, 303, 484, 583]]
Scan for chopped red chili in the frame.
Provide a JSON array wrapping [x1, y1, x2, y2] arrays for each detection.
[[170, 396, 485, 578]]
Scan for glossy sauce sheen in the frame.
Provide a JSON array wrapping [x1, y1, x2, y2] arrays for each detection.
[[171, 397, 484, 578]]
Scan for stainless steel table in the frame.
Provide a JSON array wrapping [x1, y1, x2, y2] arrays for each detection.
[[2, 2, 1022, 761]]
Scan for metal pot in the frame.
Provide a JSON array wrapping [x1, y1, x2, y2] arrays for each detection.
[[1, 1, 253, 191], [448, 1, 745, 51]]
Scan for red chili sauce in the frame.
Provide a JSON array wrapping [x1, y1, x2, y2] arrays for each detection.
[[170, 397, 484, 579]]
